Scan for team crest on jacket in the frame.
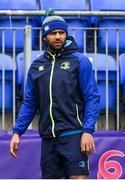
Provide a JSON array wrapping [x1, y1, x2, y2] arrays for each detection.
[[38, 65, 44, 71], [60, 62, 70, 70]]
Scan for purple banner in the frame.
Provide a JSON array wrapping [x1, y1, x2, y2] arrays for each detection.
[[0, 130, 125, 179], [0, 130, 41, 179], [89, 131, 125, 179]]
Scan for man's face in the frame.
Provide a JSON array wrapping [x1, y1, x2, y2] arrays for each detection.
[[44, 29, 67, 50]]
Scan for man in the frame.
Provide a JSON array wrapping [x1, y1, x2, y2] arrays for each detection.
[[10, 15, 100, 179]]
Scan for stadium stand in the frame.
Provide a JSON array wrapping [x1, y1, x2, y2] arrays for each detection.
[[40, 0, 91, 51], [0, 0, 123, 132], [0, 54, 14, 111], [16, 50, 44, 96], [85, 53, 117, 111], [119, 53, 125, 98], [40, 0, 89, 11], [0, 0, 39, 10], [0, 0, 41, 50], [90, 0, 125, 51]]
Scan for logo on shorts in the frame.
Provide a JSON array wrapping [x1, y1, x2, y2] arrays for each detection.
[[79, 160, 85, 168]]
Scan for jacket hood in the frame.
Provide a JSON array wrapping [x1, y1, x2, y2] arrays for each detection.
[[63, 36, 78, 55]]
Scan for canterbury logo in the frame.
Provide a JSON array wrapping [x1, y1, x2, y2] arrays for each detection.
[[38, 65, 44, 71], [60, 62, 70, 70]]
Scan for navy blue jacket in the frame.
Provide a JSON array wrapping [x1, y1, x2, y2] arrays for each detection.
[[13, 36, 100, 138]]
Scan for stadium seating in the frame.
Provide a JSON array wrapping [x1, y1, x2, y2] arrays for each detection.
[[90, 0, 125, 11], [119, 53, 125, 97], [0, 0, 40, 50], [0, 0, 39, 10], [90, 0, 125, 50], [0, 54, 14, 111], [40, 0, 88, 10], [85, 53, 117, 111], [16, 50, 44, 96], [40, 0, 90, 51]]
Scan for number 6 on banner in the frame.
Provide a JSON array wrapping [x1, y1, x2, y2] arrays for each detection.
[[97, 150, 124, 179]]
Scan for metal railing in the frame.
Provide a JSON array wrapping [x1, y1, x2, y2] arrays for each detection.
[[0, 10, 125, 16], [0, 11, 125, 131]]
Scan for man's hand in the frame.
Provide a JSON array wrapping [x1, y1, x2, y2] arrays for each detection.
[[80, 133, 96, 156], [10, 133, 20, 159]]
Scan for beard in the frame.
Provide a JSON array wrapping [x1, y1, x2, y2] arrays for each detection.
[[49, 41, 65, 53]]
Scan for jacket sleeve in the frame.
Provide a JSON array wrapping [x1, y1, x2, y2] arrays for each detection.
[[13, 67, 38, 135], [79, 56, 100, 134]]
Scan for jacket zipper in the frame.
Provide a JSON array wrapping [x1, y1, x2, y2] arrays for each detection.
[[49, 52, 56, 138], [76, 104, 82, 126]]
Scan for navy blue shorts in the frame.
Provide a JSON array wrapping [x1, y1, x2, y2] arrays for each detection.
[[41, 133, 89, 179]]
